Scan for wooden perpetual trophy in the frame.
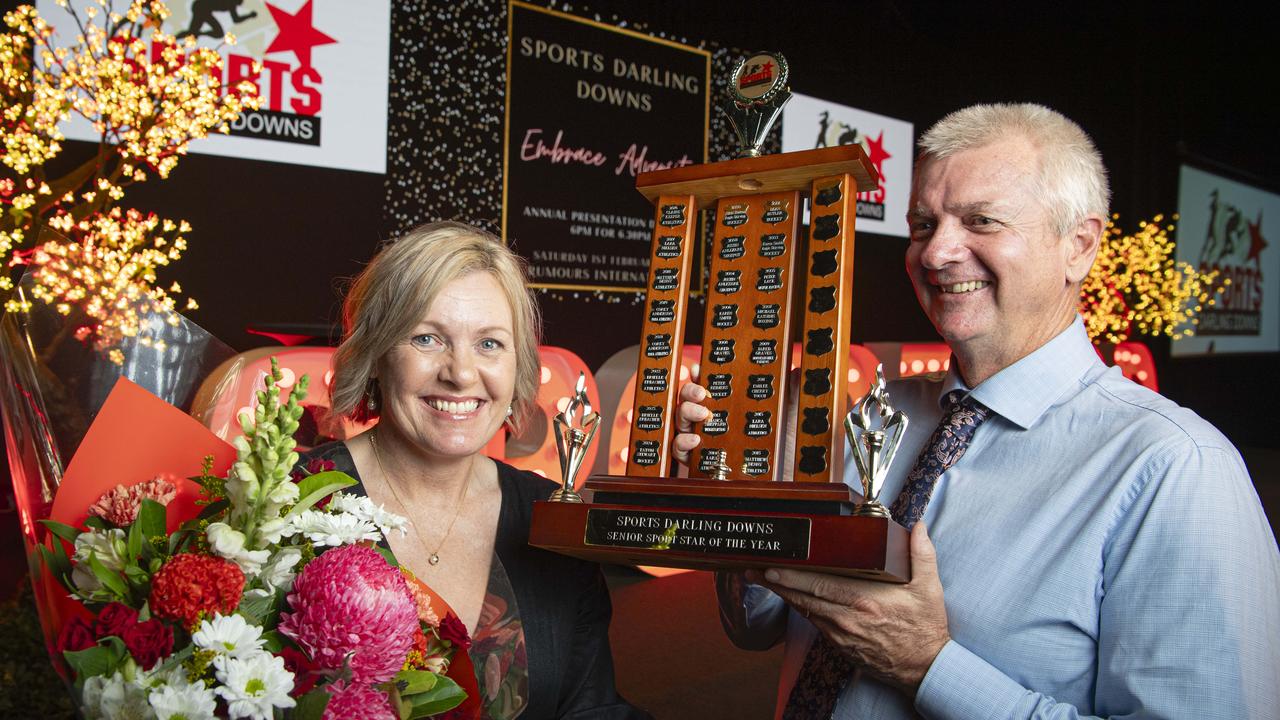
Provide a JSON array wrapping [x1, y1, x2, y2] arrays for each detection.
[[529, 52, 909, 581]]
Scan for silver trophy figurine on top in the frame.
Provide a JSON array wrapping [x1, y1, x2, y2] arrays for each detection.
[[722, 51, 791, 158], [549, 372, 600, 503], [844, 365, 909, 517]]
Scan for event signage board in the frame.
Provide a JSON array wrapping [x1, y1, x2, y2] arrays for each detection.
[[503, 1, 710, 291], [780, 92, 913, 238], [36, 0, 392, 174], [1173, 165, 1279, 355]]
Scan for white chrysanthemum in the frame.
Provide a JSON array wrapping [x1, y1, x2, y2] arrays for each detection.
[[71, 528, 128, 595], [205, 522, 270, 576], [213, 652, 296, 720], [148, 673, 216, 720], [80, 670, 154, 720], [192, 614, 266, 660], [287, 509, 381, 547], [327, 492, 408, 537]]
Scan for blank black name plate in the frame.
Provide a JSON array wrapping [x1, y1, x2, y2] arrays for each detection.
[[584, 509, 811, 560]]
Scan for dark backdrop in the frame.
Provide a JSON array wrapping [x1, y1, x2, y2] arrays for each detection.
[[7, 0, 1278, 448]]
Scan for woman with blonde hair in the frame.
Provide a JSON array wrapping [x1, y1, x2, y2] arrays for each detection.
[[303, 221, 644, 719]]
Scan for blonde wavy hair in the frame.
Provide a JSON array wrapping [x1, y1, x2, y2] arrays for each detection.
[[330, 221, 542, 428]]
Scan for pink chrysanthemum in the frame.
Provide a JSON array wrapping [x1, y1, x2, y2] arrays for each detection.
[[323, 681, 397, 720], [88, 475, 178, 526], [278, 545, 418, 684]]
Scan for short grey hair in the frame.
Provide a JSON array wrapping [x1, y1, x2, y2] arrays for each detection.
[[331, 221, 542, 428], [917, 103, 1110, 236]]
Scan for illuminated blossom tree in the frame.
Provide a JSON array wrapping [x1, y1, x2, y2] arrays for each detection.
[[1080, 214, 1226, 345], [0, 0, 257, 361]]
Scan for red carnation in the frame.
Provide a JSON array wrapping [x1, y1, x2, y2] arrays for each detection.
[[148, 553, 245, 628], [94, 602, 139, 640], [123, 619, 173, 670], [56, 616, 97, 656], [437, 613, 471, 651]]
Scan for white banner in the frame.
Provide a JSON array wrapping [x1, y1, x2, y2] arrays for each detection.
[[1173, 165, 1279, 355], [781, 92, 914, 238], [36, 0, 391, 174]]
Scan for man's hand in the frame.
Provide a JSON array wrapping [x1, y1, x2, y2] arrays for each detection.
[[748, 522, 950, 694], [673, 382, 710, 465]]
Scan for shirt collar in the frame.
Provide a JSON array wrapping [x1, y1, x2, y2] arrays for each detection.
[[938, 317, 1103, 430]]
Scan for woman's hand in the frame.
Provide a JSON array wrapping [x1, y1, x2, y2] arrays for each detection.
[[673, 382, 710, 466]]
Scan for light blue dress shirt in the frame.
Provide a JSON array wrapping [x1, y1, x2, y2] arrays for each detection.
[[729, 318, 1280, 719]]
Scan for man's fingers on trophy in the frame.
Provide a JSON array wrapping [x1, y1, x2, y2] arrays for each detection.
[[676, 400, 711, 433], [748, 573, 845, 625], [679, 382, 708, 402], [671, 427, 702, 465]]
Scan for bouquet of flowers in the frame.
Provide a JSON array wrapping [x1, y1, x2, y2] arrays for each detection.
[[37, 360, 470, 719]]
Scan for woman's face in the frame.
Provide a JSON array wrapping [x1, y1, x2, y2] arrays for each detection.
[[377, 271, 518, 462]]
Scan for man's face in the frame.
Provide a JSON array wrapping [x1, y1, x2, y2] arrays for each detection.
[[906, 135, 1087, 375]]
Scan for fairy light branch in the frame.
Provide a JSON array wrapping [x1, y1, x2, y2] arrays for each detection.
[[0, 0, 259, 361], [1080, 214, 1228, 344]]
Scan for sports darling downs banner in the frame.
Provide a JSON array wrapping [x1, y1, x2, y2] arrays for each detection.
[[37, 0, 391, 174], [1173, 165, 1279, 355], [503, 1, 709, 291], [781, 92, 913, 238]]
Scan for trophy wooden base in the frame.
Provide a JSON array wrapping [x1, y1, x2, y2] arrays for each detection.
[[529, 475, 910, 582]]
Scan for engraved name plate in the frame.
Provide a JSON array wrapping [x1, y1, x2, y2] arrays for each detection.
[[720, 235, 746, 260], [759, 233, 787, 258], [753, 303, 780, 329], [750, 339, 778, 365], [633, 440, 660, 466], [722, 203, 749, 228], [715, 270, 742, 294], [704, 410, 730, 435], [656, 235, 683, 259], [744, 410, 772, 437], [762, 199, 790, 224], [742, 449, 771, 477], [653, 268, 679, 292], [649, 298, 676, 324], [712, 304, 740, 329], [645, 333, 672, 359], [660, 203, 687, 227], [636, 405, 664, 432], [756, 267, 784, 292], [747, 374, 775, 400], [584, 509, 811, 560], [706, 374, 732, 399], [709, 338, 736, 364], [641, 368, 668, 394]]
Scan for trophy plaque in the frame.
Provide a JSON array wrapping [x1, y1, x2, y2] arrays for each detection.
[[529, 52, 909, 581]]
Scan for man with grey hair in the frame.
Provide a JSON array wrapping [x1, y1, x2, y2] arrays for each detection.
[[684, 103, 1280, 718]]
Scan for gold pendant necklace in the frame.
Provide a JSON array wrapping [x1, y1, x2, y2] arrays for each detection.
[[369, 428, 472, 566]]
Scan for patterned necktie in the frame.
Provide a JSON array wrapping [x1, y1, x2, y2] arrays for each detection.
[[782, 390, 991, 719]]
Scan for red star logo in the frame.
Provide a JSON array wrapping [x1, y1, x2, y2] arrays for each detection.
[[265, 1, 337, 69], [1247, 210, 1268, 269], [864, 130, 892, 178]]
